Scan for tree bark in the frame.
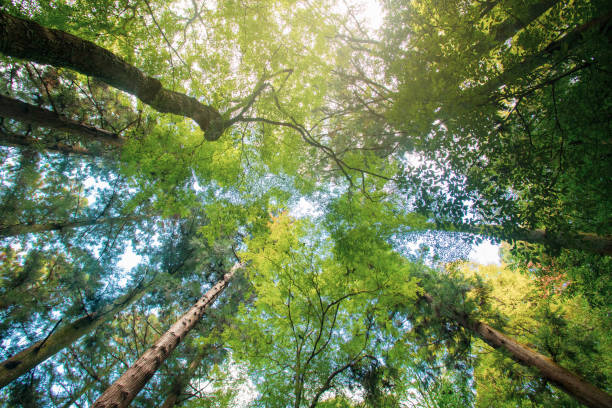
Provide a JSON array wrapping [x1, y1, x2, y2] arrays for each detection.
[[0, 93, 122, 147], [421, 294, 612, 408], [92, 263, 242, 408], [0, 11, 224, 141], [0, 285, 146, 389], [0, 214, 145, 238]]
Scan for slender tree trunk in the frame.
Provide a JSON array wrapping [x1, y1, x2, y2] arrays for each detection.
[[0, 94, 122, 147], [458, 224, 612, 256], [421, 294, 612, 408], [0, 214, 145, 238], [93, 263, 242, 408], [0, 285, 146, 389], [159, 352, 205, 408], [0, 11, 224, 141]]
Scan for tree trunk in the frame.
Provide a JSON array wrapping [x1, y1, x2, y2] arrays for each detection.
[[0, 285, 146, 389], [93, 263, 242, 408], [421, 294, 612, 408], [510, 228, 612, 257], [0, 11, 224, 141], [0, 94, 122, 147], [0, 214, 145, 238], [468, 319, 612, 408]]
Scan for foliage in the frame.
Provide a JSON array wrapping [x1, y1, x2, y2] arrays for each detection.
[[0, 0, 610, 407], [459, 262, 612, 407]]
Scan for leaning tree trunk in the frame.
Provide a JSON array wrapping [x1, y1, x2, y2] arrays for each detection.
[[0, 94, 122, 147], [421, 294, 612, 408], [92, 263, 242, 408], [0, 214, 145, 238], [0, 11, 224, 141], [0, 284, 146, 389]]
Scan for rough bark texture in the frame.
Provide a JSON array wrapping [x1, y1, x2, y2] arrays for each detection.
[[0, 215, 144, 237], [421, 294, 612, 408], [93, 263, 242, 408], [0, 286, 145, 389], [0, 11, 224, 141], [468, 320, 612, 408], [0, 93, 122, 146]]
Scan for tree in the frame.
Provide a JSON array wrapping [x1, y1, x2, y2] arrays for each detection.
[[0, 10, 223, 140], [0, 93, 122, 148], [92, 262, 241, 408], [223, 213, 420, 407], [0, 214, 145, 238], [420, 292, 612, 408], [381, 0, 612, 247], [0, 0, 610, 406], [459, 262, 612, 407], [0, 280, 146, 388], [325, 195, 612, 408]]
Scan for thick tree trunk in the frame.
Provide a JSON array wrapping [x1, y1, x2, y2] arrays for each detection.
[[0, 214, 144, 238], [0, 94, 122, 147], [0, 11, 224, 141], [421, 294, 612, 408], [93, 263, 242, 408], [0, 285, 146, 389]]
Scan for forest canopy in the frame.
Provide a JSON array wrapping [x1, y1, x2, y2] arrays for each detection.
[[0, 0, 610, 407]]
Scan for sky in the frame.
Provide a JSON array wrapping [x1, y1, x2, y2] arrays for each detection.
[[112, 0, 500, 270]]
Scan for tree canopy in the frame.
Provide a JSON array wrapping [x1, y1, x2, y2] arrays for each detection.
[[0, 0, 610, 407]]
